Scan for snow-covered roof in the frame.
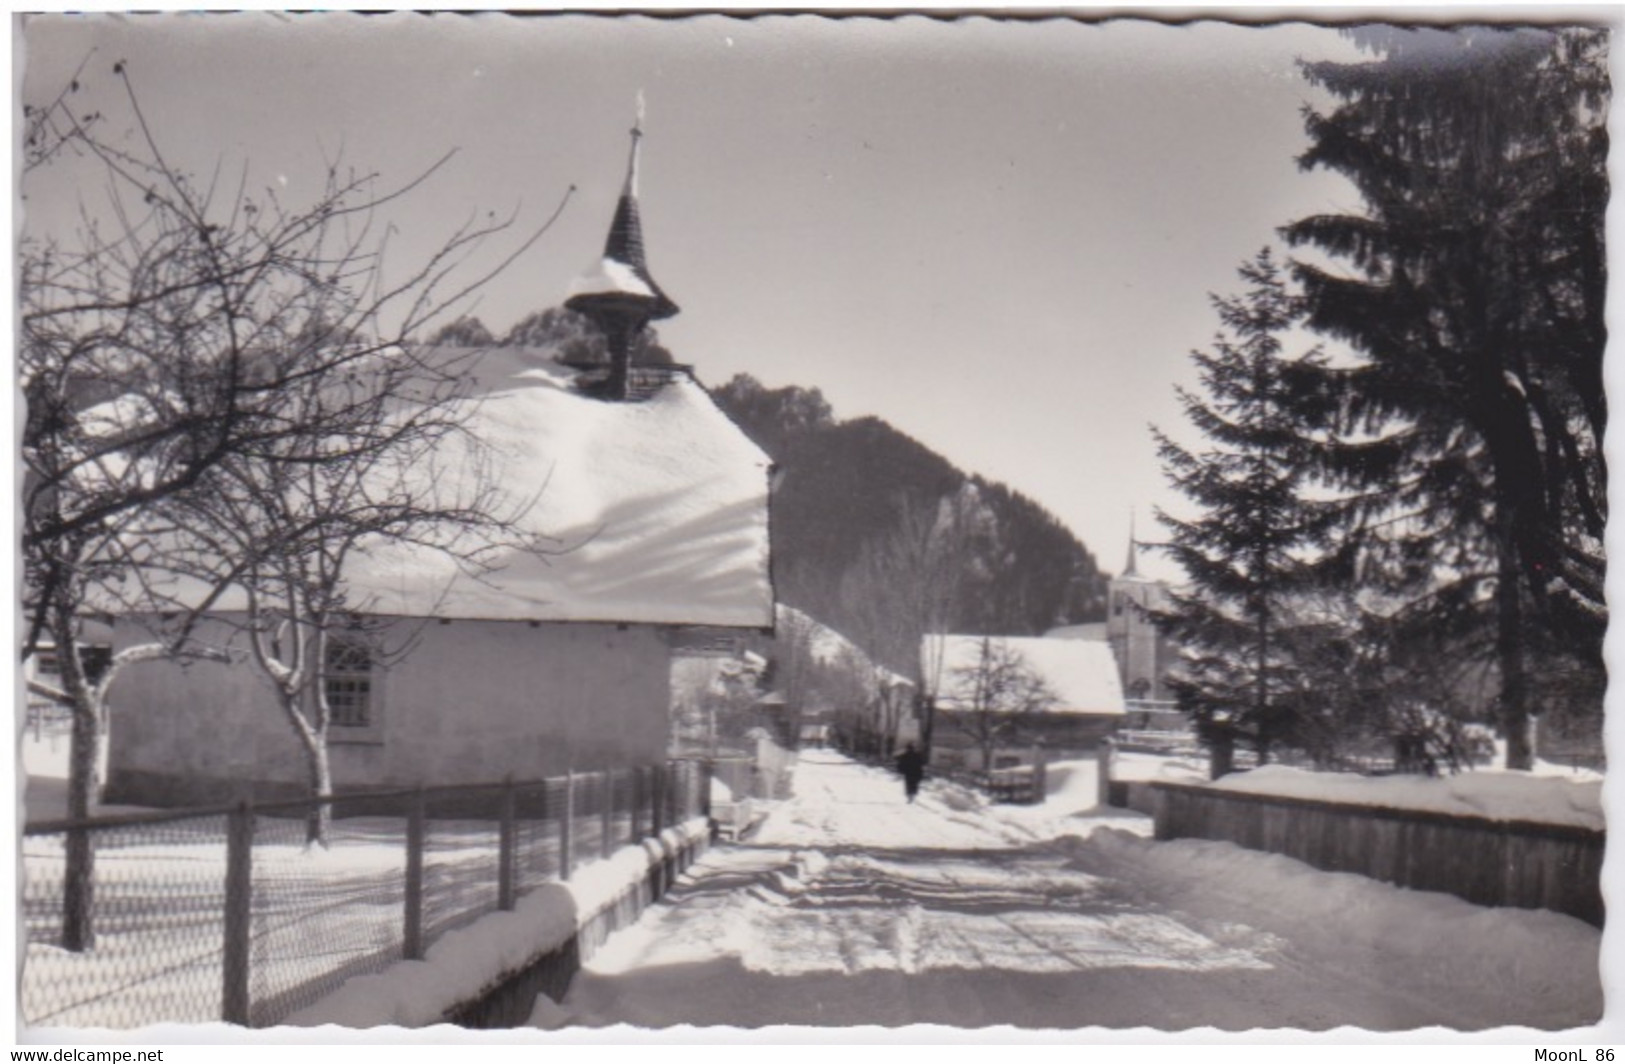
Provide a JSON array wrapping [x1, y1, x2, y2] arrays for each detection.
[[334, 346, 772, 627], [778, 604, 864, 666], [770, 604, 914, 694], [1044, 622, 1107, 642], [875, 667, 914, 690], [567, 257, 658, 303], [922, 634, 1125, 716]]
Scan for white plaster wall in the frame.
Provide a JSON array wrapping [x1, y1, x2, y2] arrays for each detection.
[[107, 614, 672, 802], [378, 618, 670, 783], [108, 614, 308, 798]]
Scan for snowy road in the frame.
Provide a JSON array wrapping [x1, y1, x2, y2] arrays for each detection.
[[550, 750, 1600, 1031]]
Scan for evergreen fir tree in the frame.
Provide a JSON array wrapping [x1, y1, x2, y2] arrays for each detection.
[[1282, 26, 1608, 769], [1153, 248, 1345, 776]]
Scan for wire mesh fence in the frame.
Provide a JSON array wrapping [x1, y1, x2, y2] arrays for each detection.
[[22, 809, 234, 1028], [243, 794, 413, 1026], [20, 759, 709, 1029]]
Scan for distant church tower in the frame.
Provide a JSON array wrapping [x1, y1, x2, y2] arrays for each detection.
[[1105, 516, 1173, 705], [566, 108, 680, 400]]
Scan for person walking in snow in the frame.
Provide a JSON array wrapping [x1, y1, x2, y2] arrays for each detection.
[[895, 743, 926, 803]]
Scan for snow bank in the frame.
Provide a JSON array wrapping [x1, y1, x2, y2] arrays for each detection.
[[1108, 749, 1208, 784], [1205, 764, 1602, 831], [1039, 758, 1101, 812], [524, 990, 574, 1030], [281, 882, 578, 1028], [972, 759, 1155, 843], [1487, 739, 1605, 782], [1061, 828, 1602, 1028], [282, 818, 708, 1029]]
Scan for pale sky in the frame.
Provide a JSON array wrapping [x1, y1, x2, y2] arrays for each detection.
[[19, 12, 1374, 584]]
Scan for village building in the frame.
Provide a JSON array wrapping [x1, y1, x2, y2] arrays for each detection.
[[103, 123, 775, 806], [1049, 521, 1180, 732], [920, 633, 1125, 770], [1105, 529, 1176, 706], [667, 604, 913, 798]]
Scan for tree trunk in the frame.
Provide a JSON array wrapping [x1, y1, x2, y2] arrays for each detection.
[[1498, 543, 1535, 771], [1209, 727, 1236, 780], [305, 746, 333, 847], [300, 718, 334, 847], [52, 603, 98, 950]]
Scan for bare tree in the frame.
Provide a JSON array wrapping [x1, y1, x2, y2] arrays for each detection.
[[944, 637, 1057, 773], [161, 347, 536, 845], [837, 489, 979, 757], [770, 606, 821, 734], [814, 645, 883, 755], [20, 61, 564, 929]]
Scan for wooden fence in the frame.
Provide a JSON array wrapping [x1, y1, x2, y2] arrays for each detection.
[[1150, 781, 1604, 927]]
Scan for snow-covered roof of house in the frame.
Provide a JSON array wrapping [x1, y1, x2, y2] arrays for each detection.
[[328, 346, 773, 627], [1044, 622, 1107, 642], [777, 604, 867, 666], [921, 634, 1125, 716]]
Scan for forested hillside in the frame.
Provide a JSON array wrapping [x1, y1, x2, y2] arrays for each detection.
[[711, 374, 1107, 674]]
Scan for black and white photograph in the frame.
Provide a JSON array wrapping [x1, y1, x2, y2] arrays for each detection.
[[13, 8, 1611, 1040]]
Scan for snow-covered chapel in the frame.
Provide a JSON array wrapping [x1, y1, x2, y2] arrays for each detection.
[[105, 123, 775, 805]]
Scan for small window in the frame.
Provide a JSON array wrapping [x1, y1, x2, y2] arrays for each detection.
[[324, 638, 375, 728]]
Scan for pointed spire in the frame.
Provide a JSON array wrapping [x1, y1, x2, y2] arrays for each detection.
[[1124, 512, 1140, 578], [567, 97, 678, 323], [603, 120, 650, 274], [564, 98, 680, 400]]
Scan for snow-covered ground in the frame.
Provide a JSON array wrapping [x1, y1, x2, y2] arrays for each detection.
[[21, 727, 716, 1031], [542, 749, 1602, 1031], [1206, 763, 1603, 830], [22, 809, 601, 1028], [20, 725, 638, 1030], [284, 819, 709, 1028]]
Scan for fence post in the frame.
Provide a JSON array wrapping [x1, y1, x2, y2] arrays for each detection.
[[600, 769, 614, 860], [701, 759, 713, 821], [1096, 737, 1115, 809], [651, 764, 665, 838], [559, 771, 575, 881], [404, 789, 426, 960], [630, 765, 644, 840], [498, 779, 517, 912], [221, 801, 255, 1025], [673, 761, 686, 822]]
